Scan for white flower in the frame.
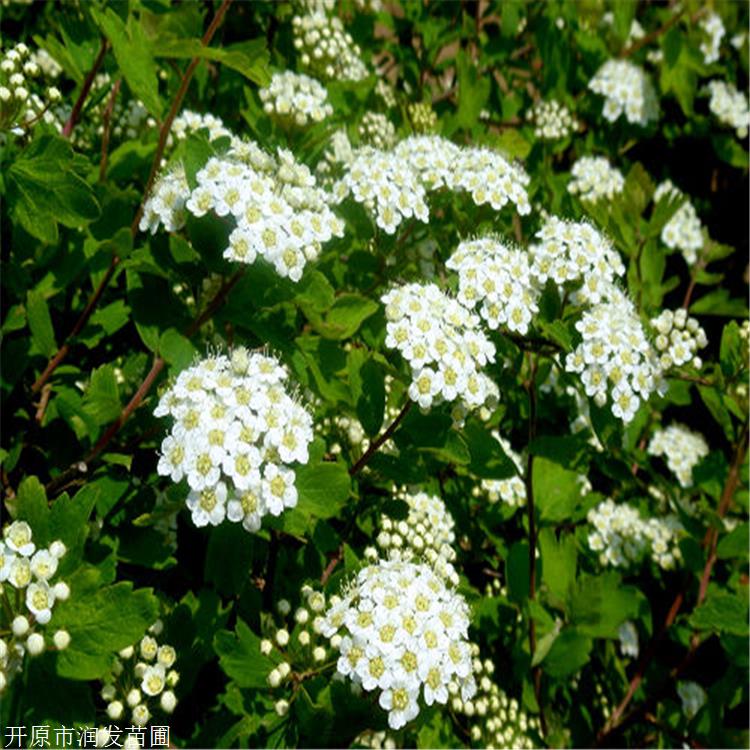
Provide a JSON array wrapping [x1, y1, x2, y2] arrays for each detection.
[[25, 581, 55, 624], [699, 12, 725, 65], [677, 681, 707, 719], [141, 664, 166, 696], [29, 549, 58, 581], [26, 632, 45, 656], [588, 59, 659, 126], [568, 156, 625, 203], [706, 80, 749, 139], [4, 521, 35, 556], [618, 621, 639, 658], [653, 181, 704, 265], [324, 559, 475, 730], [259, 71, 333, 127], [527, 99, 578, 140], [648, 423, 709, 488], [53, 630, 71, 650]]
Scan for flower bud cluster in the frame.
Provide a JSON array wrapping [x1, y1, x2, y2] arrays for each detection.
[[447, 237, 539, 336], [262, 584, 333, 698], [141, 137, 345, 282], [323, 559, 476, 730], [474, 434, 526, 508], [530, 217, 625, 305], [292, 11, 368, 81], [588, 59, 659, 126], [101, 620, 179, 727], [0, 523, 71, 691], [171, 110, 231, 143], [259, 71, 332, 127], [28, 48, 62, 78], [359, 111, 397, 149], [407, 101, 438, 132], [653, 180, 704, 265], [699, 12, 725, 64], [375, 79, 397, 109], [647, 423, 709, 488], [527, 99, 577, 140], [587, 498, 683, 569], [382, 282, 498, 413], [0, 42, 62, 132], [706, 80, 749, 139], [155, 348, 313, 532], [376, 490, 458, 586], [453, 645, 540, 749], [568, 156, 625, 203], [650, 308, 707, 370], [351, 730, 397, 749]]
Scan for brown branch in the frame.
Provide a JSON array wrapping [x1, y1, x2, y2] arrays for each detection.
[[320, 547, 344, 585], [99, 78, 122, 182], [62, 38, 108, 139], [349, 399, 413, 477], [45, 267, 244, 497], [34, 384, 52, 424], [622, 9, 684, 58], [31, 0, 234, 395], [598, 421, 749, 744]]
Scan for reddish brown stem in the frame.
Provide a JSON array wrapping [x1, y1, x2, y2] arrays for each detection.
[[31, 0, 234, 395], [62, 38, 109, 139], [599, 421, 748, 743], [99, 78, 122, 182], [622, 10, 684, 57], [349, 399, 412, 477]]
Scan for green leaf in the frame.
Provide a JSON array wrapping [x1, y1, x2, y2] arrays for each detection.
[[690, 288, 748, 317], [539, 528, 577, 605], [315, 294, 379, 340], [569, 572, 640, 638], [160, 328, 197, 371], [348, 353, 385, 437], [465, 420, 517, 479], [295, 461, 351, 520], [541, 627, 592, 677], [533, 457, 584, 523], [54, 577, 160, 679], [16, 476, 51, 546], [83, 365, 121, 425], [506, 541, 530, 604], [716, 523, 749, 560], [91, 7, 163, 117], [7, 135, 100, 243], [26, 290, 57, 358], [690, 592, 749, 636], [215, 620, 278, 688], [152, 37, 270, 86]]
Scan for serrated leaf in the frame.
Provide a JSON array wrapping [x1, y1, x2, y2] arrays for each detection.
[[295, 461, 351, 519], [690, 592, 749, 636], [215, 620, 278, 688]]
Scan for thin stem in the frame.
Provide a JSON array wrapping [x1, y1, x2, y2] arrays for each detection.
[[99, 78, 122, 182], [598, 420, 748, 743], [621, 9, 684, 57], [524, 353, 546, 736], [349, 399, 413, 477], [62, 38, 108, 139], [32, 0, 234, 395], [263, 531, 280, 610]]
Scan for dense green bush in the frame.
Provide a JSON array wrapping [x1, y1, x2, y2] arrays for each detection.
[[1, 1, 748, 748]]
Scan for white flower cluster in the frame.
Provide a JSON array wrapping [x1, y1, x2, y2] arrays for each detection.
[[653, 180, 704, 265], [527, 99, 578, 140], [453, 645, 540, 749], [382, 283, 498, 413], [407, 101, 438, 132], [171, 110, 231, 142], [568, 156, 625, 203], [706, 80, 750, 139], [292, 11, 368, 81], [447, 237, 539, 336], [101, 620, 179, 727], [566, 289, 663, 422], [259, 71, 332, 127], [334, 146, 429, 233], [588, 59, 659, 126], [323, 559, 476, 730], [650, 308, 707, 370], [677, 680, 707, 720], [531, 217, 625, 305], [351, 730, 397, 749], [0, 522, 71, 691], [28, 48, 62, 78], [141, 138, 345, 281], [0, 42, 62, 132], [474, 433, 526, 509], [699, 12, 725, 64], [395, 136, 532, 215], [375, 490, 458, 586], [155, 348, 314, 532], [618, 621, 639, 658], [359, 111, 397, 150], [262, 585, 333, 716], [587, 498, 683, 570], [647, 423, 709, 488]]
